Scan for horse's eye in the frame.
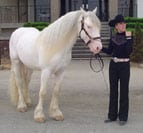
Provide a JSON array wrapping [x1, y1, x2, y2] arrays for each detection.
[[87, 25, 92, 29]]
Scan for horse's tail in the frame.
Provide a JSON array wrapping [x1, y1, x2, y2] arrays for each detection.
[[9, 69, 19, 106], [9, 63, 29, 106], [9, 28, 30, 106]]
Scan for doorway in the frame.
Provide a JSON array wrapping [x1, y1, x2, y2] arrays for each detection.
[[60, 0, 109, 21]]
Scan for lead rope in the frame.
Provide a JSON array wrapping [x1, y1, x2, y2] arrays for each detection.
[[89, 53, 109, 93], [89, 53, 104, 72], [101, 69, 109, 94]]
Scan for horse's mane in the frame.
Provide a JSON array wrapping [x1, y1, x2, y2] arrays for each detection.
[[38, 10, 82, 47], [34, 10, 84, 63], [36, 9, 101, 61]]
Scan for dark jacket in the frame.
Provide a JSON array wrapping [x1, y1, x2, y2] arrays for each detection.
[[102, 32, 133, 58]]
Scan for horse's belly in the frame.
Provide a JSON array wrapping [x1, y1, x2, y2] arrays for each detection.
[[17, 43, 39, 69]]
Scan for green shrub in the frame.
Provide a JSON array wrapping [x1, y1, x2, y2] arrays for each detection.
[[125, 17, 143, 23], [126, 22, 143, 29], [23, 22, 50, 30], [125, 17, 143, 31], [130, 23, 143, 63], [124, 17, 143, 63]]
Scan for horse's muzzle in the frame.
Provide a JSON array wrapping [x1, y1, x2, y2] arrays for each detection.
[[88, 40, 102, 54]]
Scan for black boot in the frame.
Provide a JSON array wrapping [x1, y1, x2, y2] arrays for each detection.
[[104, 119, 116, 123]]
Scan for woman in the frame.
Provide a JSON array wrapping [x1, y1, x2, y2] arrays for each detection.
[[102, 14, 133, 126]]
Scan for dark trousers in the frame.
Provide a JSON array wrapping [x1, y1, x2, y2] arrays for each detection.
[[108, 60, 130, 121]]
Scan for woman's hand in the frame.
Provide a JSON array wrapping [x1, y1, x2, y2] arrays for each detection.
[[125, 31, 132, 37]]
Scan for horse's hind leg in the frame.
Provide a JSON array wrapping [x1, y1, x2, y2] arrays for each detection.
[[22, 67, 33, 107], [12, 59, 27, 112], [49, 70, 64, 121]]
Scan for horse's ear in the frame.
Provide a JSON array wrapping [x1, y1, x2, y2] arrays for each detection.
[[93, 7, 97, 14], [80, 7, 86, 14]]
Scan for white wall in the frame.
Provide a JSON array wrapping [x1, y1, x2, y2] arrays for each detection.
[[137, 0, 143, 18]]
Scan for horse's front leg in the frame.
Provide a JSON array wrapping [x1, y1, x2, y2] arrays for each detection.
[[34, 69, 51, 123], [49, 70, 64, 121]]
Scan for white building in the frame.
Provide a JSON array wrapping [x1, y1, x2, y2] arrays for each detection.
[[136, 0, 143, 18], [0, 0, 142, 23]]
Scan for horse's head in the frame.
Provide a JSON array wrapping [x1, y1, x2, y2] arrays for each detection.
[[78, 8, 102, 54]]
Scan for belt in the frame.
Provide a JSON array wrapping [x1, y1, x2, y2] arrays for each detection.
[[112, 57, 130, 63]]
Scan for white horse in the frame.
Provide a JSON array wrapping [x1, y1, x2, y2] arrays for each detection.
[[9, 8, 102, 123]]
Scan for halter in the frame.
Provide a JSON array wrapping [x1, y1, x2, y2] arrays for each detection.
[[79, 17, 101, 45]]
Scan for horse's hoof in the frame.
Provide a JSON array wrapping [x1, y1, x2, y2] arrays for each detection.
[[49, 109, 64, 121], [26, 99, 32, 107], [51, 114, 64, 121], [18, 107, 27, 112], [34, 117, 46, 123], [26, 102, 32, 107], [54, 115, 64, 121]]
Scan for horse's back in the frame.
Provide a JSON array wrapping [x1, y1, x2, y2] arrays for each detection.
[[10, 27, 39, 41], [10, 27, 39, 48]]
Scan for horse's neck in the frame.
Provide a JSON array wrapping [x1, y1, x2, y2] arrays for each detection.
[[39, 11, 80, 51], [36, 11, 81, 63], [42, 11, 80, 45]]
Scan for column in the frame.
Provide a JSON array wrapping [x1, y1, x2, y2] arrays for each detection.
[[28, 0, 35, 22], [51, 0, 60, 22], [108, 0, 118, 19]]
